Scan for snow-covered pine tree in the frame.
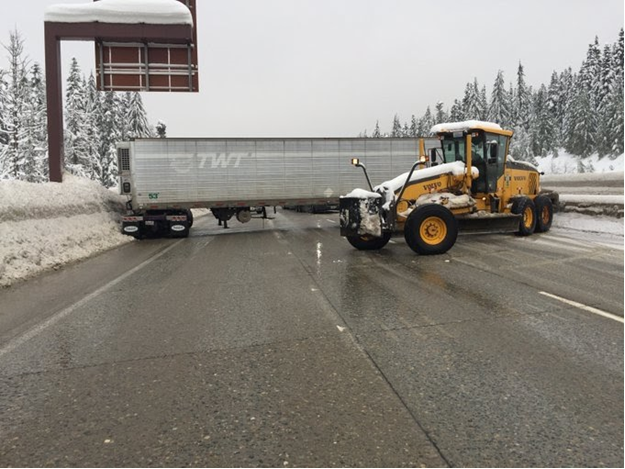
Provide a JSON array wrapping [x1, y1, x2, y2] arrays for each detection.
[[155, 120, 167, 138], [125, 92, 152, 138], [478, 85, 488, 120], [461, 79, 481, 119], [529, 84, 555, 157], [607, 81, 624, 156], [488, 70, 511, 126], [565, 77, 595, 157], [84, 73, 102, 180], [595, 44, 615, 157], [409, 115, 418, 137], [0, 30, 31, 180], [372, 120, 381, 138], [514, 62, 532, 131], [391, 114, 402, 137], [19, 62, 48, 182], [64, 57, 92, 177], [0, 69, 7, 147], [419, 106, 434, 136], [545, 71, 562, 153], [449, 99, 464, 122], [434, 101, 447, 124], [97, 91, 121, 187]]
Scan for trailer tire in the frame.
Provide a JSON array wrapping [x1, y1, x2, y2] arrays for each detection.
[[404, 204, 458, 255], [511, 197, 537, 236], [534, 195, 553, 233], [186, 209, 194, 227], [346, 232, 391, 250]]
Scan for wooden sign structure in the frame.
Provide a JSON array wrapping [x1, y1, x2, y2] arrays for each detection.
[[95, 0, 199, 92], [44, 0, 199, 182]]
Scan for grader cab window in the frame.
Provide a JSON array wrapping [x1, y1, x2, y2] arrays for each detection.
[[441, 134, 467, 163]]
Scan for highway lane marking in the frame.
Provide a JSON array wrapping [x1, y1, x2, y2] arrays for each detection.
[[539, 291, 624, 323], [0, 239, 185, 359], [325, 219, 337, 223]]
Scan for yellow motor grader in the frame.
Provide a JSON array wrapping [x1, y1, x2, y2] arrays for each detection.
[[339, 121, 559, 254]]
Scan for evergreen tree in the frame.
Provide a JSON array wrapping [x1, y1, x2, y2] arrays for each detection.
[[449, 99, 464, 121], [0, 30, 30, 180], [0, 69, 7, 147], [409, 115, 418, 137], [488, 70, 511, 125], [84, 73, 102, 180], [595, 44, 615, 157], [391, 114, 402, 137], [97, 91, 121, 187], [434, 101, 447, 124], [478, 85, 488, 120], [462, 79, 481, 119], [372, 120, 381, 138], [125, 92, 153, 138], [530, 84, 555, 157], [607, 81, 624, 156], [156, 120, 167, 138], [566, 81, 595, 157], [514, 62, 532, 130], [20, 62, 48, 182], [419, 106, 434, 135], [64, 57, 92, 177]]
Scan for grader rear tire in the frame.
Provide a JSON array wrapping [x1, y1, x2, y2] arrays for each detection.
[[534, 195, 553, 233], [404, 204, 458, 255], [511, 197, 537, 236]]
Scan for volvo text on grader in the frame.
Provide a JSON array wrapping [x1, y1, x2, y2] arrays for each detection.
[[339, 120, 558, 254]]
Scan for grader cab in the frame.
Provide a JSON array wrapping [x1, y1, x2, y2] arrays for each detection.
[[339, 121, 559, 254]]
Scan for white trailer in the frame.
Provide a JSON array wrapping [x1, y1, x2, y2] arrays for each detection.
[[118, 137, 437, 237]]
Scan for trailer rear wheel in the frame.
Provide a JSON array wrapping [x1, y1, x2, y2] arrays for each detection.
[[404, 204, 458, 255], [511, 197, 537, 236], [534, 195, 553, 233], [346, 232, 391, 250]]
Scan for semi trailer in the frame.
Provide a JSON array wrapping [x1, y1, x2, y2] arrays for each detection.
[[118, 137, 438, 238]]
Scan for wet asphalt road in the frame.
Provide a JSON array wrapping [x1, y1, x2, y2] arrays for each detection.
[[0, 210, 623, 467]]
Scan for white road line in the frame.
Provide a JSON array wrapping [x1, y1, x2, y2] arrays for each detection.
[[0, 239, 185, 359], [539, 291, 624, 323], [326, 219, 337, 223]]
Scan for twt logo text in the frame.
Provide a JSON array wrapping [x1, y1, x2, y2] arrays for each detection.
[[172, 152, 249, 173]]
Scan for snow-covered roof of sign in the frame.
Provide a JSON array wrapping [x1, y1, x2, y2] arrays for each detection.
[[430, 120, 505, 134], [45, 0, 193, 25]]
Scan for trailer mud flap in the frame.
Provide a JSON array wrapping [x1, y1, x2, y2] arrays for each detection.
[[339, 197, 384, 238]]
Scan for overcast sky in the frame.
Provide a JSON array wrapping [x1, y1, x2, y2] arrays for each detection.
[[1, 0, 623, 137]]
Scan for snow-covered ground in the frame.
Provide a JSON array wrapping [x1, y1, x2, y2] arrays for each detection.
[[535, 150, 624, 174], [552, 212, 623, 237], [0, 175, 131, 287]]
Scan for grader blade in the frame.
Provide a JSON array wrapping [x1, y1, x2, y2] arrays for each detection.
[[456, 213, 521, 234]]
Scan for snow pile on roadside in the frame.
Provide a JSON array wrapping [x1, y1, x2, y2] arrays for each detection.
[[535, 151, 624, 174], [0, 175, 131, 287]]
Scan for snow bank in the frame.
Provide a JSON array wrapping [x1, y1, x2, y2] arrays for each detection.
[[45, 0, 193, 25], [0, 175, 130, 287], [553, 212, 624, 237], [535, 151, 624, 174]]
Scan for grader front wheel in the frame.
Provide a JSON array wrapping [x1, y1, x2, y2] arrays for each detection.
[[346, 232, 392, 250], [404, 204, 458, 255]]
